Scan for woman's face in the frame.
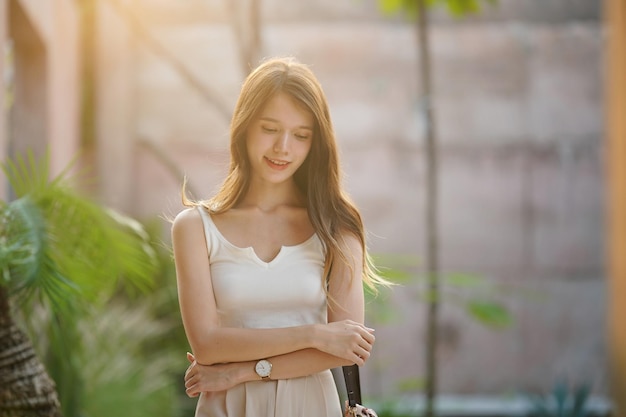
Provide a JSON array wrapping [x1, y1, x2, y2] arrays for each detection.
[[246, 92, 314, 186]]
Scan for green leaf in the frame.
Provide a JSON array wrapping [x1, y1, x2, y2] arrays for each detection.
[[446, 0, 480, 16], [444, 272, 486, 288], [372, 253, 420, 268], [378, 0, 405, 15], [377, 0, 498, 19], [371, 253, 419, 284], [396, 377, 425, 392], [466, 300, 512, 328], [553, 381, 568, 416], [571, 383, 590, 417], [377, 267, 413, 283]]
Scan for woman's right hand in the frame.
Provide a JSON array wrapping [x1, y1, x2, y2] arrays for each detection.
[[184, 352, 241, 397], [314, 320, 375, 366]]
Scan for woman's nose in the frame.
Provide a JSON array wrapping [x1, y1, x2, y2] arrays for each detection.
[[273, 132, 289, 153]]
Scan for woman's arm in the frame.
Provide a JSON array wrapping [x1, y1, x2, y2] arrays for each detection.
[[172, 209, 372, 366], [184, 348, 352, 397], [183, 231, 375, 396]]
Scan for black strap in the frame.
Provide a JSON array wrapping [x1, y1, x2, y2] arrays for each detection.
[[342, 365, 362, 407]]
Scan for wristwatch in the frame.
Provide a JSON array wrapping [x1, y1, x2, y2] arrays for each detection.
[[255, 359, 272, 380]]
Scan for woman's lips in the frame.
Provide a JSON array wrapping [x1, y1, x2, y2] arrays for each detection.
[[264, 156, 290, 170]]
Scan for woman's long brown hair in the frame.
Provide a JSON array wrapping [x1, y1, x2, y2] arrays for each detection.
[[183, 57, 387, 293]]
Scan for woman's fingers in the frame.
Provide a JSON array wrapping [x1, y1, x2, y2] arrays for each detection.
[[320, 320, 377, 363], [185, 373, 198, 389], [352, 325, 375, 365], [344, 320, 376, 343], [185, 382, 200, 398], [356, 343, 371, 358], [184, 353, 202, 397], [362, 328, 375, 345], [338, 341, 373, 365], [353, 323, 375, 345], [184, 366, 195, 381]]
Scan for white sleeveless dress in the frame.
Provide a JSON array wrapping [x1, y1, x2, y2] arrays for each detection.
[[195, 207, 342, 417]]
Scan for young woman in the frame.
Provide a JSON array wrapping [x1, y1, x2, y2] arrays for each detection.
[[171, 57, 387, 417]]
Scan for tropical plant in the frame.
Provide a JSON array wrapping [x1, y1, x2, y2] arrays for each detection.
[[526, 381, 591, 417], [0, 152, 158, 417], [369, 255, 512, 398], [21, 216, 201, 417]]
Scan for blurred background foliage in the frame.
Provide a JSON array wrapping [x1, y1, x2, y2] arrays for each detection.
[[0, 152, 193, 416]]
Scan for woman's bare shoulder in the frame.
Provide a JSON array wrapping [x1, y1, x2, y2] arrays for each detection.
[[171, 207, 203, 236]]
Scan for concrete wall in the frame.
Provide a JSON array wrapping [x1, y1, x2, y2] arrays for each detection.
[[100, 0, 605, 397], [95, 0, 136, 212], [0, 0, 81, 195]]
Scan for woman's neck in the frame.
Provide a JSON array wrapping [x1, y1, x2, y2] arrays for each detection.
[[239, 179, 305, 211]]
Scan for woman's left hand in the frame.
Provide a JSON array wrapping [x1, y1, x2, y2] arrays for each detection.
[[184, 352, 241, 397]]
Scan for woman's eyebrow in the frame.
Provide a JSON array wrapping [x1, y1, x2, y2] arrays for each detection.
[[259, 116, 313, 130]]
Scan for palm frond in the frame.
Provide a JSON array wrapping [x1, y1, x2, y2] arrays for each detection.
[[0, 196, 79, 311], [79, 302, 180, 417], [15, 297, 183, 417], [2, 151, 50, 197], [38, 187, 157, 300], [1, 151, 157, 311]]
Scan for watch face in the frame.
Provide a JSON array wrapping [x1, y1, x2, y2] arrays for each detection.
[[255, 359, 272, 378]]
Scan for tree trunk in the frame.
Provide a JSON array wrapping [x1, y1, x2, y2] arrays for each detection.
[[0, 287, 62, 417], [416, 1, 440, 416]]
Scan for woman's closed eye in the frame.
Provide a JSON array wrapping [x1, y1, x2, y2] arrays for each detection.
[[294, 132, 311, 140], [262, 125, 310, 141]]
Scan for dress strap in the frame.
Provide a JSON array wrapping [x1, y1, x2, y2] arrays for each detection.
[[196, 205, 217, 257]]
